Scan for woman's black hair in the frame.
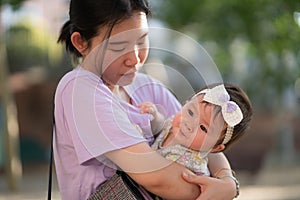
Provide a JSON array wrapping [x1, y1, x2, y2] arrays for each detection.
[[57, 0, 150, 58]]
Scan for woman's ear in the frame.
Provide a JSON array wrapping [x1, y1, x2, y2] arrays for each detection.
[[211, 144, 225, 153], [71, 32, 88, 56]]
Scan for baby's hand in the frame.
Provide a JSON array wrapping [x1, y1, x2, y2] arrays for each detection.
[[137, 102, 165, 135], [137, 102, 158, 117]]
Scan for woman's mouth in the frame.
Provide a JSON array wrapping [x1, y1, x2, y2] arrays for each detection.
[[122, 71, 136, 78]]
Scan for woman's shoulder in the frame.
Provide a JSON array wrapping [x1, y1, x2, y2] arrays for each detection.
[[59, 66, 99, 81], [56, 66, 103, 92]]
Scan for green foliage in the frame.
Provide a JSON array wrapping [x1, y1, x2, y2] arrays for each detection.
[[0, 0, 26, 9], [5, 22, 63, 73], [155, 0, 300, 108]]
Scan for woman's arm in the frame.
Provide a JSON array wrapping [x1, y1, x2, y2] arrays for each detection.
[[105, 142, 200, 200], [181, 153, 237, 200], [208, 153, 237, 198]]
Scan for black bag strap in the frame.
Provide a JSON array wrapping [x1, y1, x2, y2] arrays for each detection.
[[117, 170, 146, 200], [47, 127, 53, 200], [117, 171, 163, 200], [47, 105, 55, 200]]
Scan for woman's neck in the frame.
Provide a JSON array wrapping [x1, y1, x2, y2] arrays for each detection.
[[109, 85, 131, 104], [79, 65, 132, 103], [81, 64, 102, 78]]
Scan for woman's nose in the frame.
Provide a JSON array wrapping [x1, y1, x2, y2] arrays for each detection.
[[125, 46, 140, 67]]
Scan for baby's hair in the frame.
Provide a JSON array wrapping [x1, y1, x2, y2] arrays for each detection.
[[197, 83, 253, 151]]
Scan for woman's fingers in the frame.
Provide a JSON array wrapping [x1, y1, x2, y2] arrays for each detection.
[[182, 170, 235, 200]]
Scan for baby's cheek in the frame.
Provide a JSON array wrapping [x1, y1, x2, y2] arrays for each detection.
[[172, 113, 181, 127]]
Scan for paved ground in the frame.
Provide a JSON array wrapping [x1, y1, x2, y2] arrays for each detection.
[[0, 163, 300, 200]]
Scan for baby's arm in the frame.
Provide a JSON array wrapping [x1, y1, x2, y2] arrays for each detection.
[[137, 102, 165, 135]]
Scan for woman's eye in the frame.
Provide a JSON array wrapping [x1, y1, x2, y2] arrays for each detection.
[[200, 125, 207, 133], [108, 47, 126, 52], [137, 37, 148, 46], [136, 42, 148, 50], [188, 109, 194, 116]]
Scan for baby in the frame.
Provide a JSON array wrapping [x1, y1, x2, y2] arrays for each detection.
[[138, 83, 253, 176]]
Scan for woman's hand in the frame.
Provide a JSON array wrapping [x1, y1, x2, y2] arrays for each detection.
[[182, 170, 237, 200]]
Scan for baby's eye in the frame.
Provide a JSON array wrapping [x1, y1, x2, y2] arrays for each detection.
[[200, 125, 207, 133], [188, 109, 194, 116]]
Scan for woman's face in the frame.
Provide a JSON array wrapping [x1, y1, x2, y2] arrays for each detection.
[[171, 95, 225, 151], [84, 12, 149, 86]]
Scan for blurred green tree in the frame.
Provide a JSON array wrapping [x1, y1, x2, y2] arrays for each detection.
[[6, 22, 63, 73], [154, 0, 300, 109], [0, 0, 25, 10], [0, 0, 28, 191]]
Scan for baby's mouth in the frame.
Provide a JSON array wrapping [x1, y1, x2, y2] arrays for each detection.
[[178, 128, 188, 138]]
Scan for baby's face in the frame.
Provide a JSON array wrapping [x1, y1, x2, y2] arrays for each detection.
[[172, 95, 225, 151]]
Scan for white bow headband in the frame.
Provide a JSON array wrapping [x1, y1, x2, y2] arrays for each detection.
[[199, 84, 243, 145]]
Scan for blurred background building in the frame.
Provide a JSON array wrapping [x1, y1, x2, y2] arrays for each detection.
[[0, 0, 300, 199]]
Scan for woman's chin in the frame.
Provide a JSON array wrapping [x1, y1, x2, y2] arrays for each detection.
[[117, 73, 137, 85]]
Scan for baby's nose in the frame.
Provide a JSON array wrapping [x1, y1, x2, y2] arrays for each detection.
[[183, 122, 193, 132]]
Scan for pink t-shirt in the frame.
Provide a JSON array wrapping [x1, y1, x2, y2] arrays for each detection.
[[53, 66, 181, 200]]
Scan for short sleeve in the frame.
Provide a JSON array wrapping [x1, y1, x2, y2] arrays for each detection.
[[62, 74, 146, 164]]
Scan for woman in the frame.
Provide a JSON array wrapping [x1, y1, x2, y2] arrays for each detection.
[[54, 0, 238, 199]]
